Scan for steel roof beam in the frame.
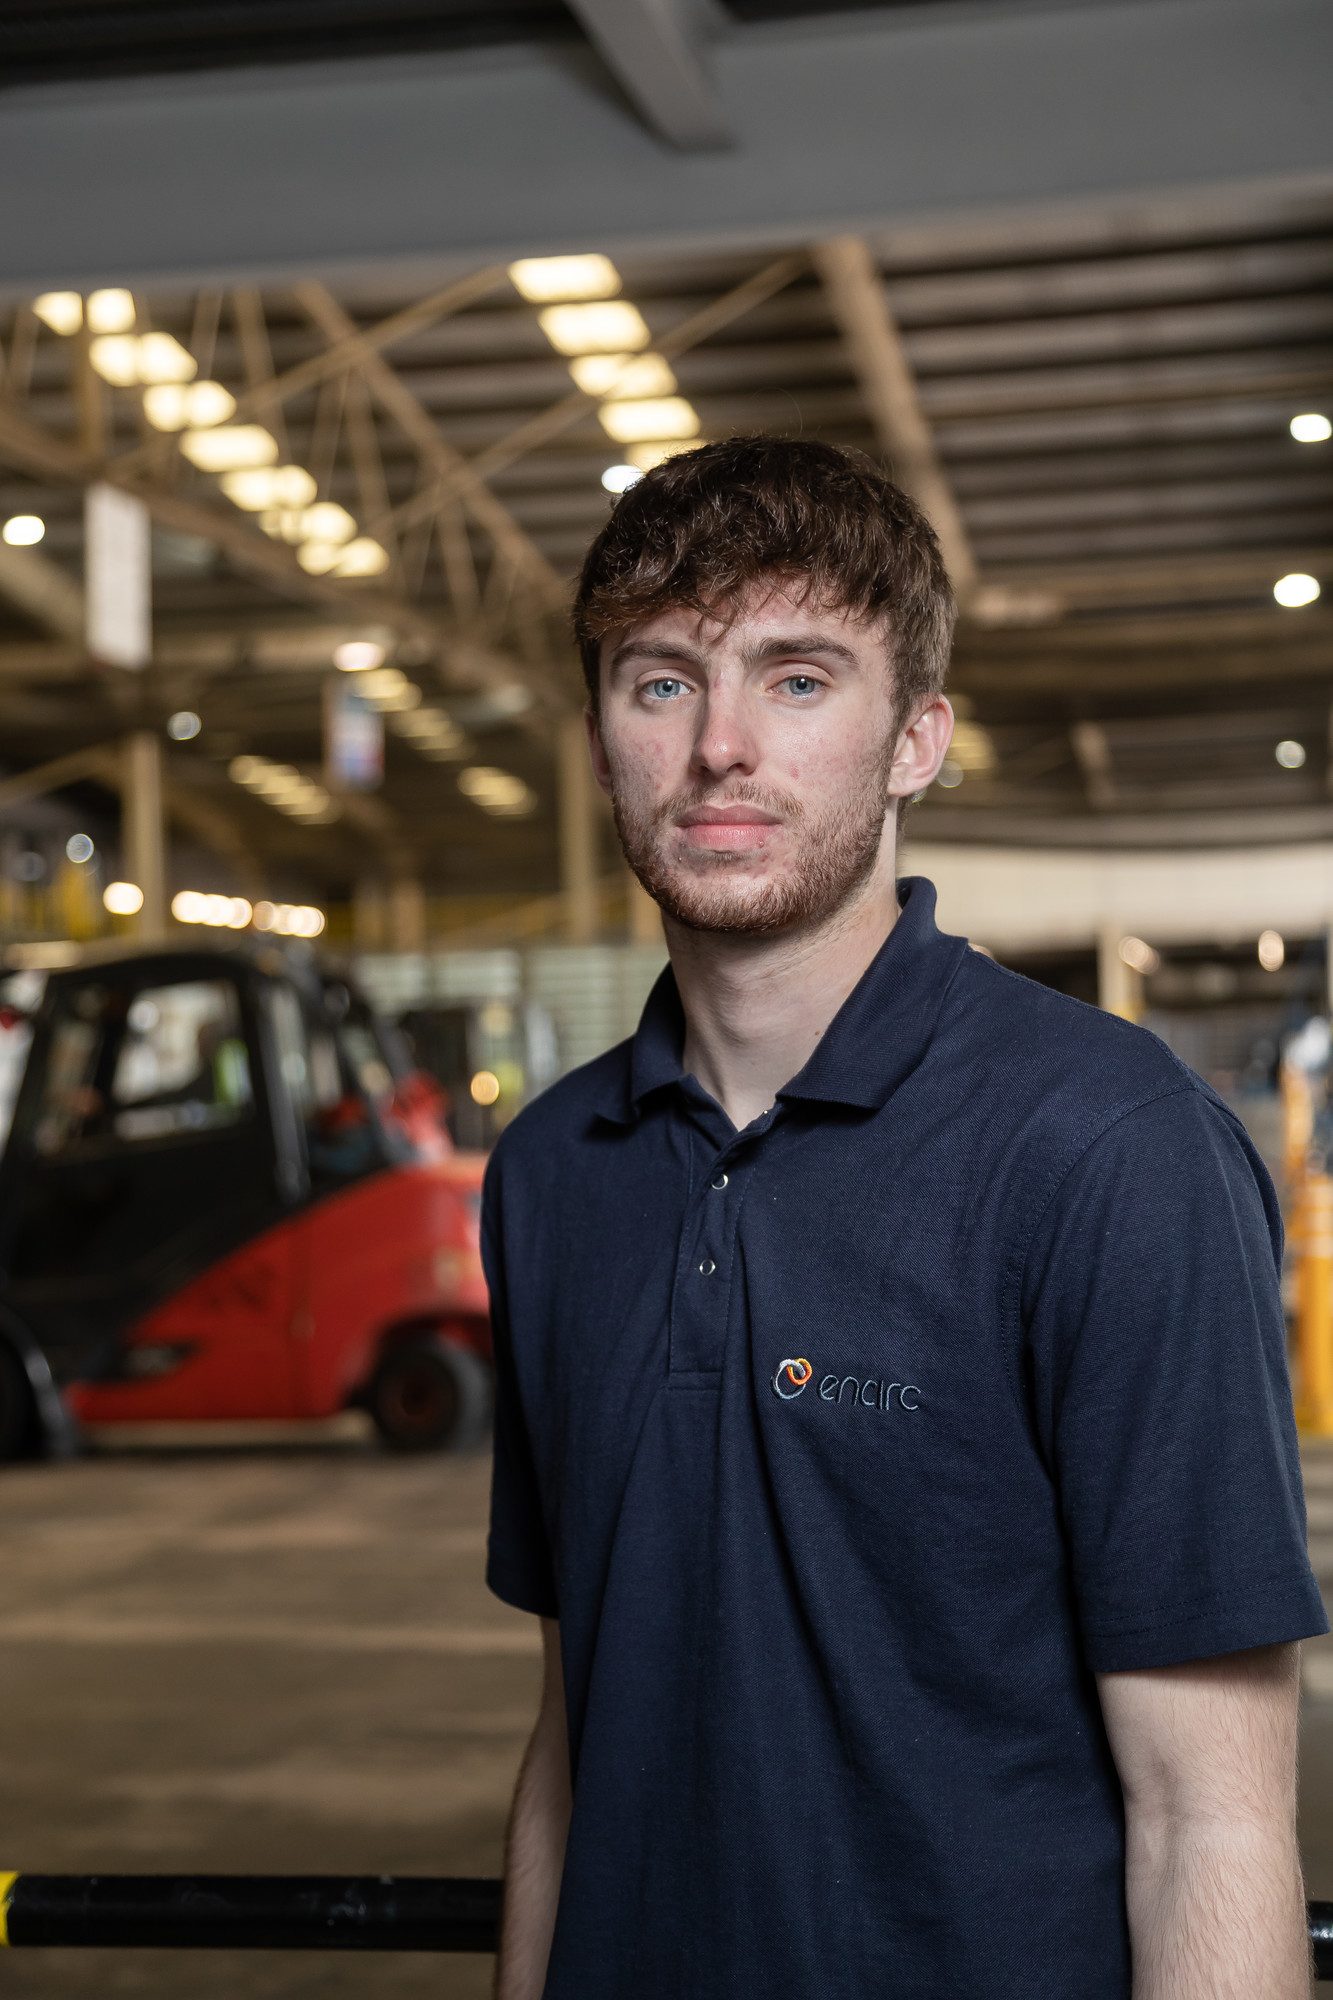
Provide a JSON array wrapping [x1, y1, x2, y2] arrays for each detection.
[[564, 0, 729, 152], [813, 235, 978, 604]]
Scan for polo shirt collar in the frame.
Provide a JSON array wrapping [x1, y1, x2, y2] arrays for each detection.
[[595, 878, 968, 1125]]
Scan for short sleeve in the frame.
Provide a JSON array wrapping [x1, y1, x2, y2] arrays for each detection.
[[1023, 1083, 1327, 1672], [483, 1166, 559, 1619]]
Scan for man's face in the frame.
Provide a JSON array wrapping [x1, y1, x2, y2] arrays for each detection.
[[588, 582, 952, 937]]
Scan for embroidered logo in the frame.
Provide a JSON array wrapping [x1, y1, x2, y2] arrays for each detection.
[[771, 1356, 921, 1412], [772, 1357, 813, 1400]]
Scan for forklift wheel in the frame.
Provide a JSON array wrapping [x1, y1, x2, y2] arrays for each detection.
[[0, 1341, 35, 1463], [368, 1339, 492, 1454]]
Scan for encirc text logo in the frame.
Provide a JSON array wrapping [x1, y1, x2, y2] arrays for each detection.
[[773, 1357, 813, 1400]]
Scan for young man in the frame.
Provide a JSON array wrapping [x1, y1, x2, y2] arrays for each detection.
[[484, 437, 1326, 1999]]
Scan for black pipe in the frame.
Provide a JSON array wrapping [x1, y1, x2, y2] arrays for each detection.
[[2, 1876, 1329, 1969], [1312, 1902, 1333, 1981], [1, 1876, 503, 1952]]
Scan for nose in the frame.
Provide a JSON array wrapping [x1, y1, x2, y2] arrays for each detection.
[[691, 680, 757, 783]]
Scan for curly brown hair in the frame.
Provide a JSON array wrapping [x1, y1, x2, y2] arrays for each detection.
[[573, 435, 956, 717]]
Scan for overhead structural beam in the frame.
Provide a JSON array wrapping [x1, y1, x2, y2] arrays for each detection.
[[812, 235, 979, 604], [0, 540, 85, 646], [0, 393, 443, 646], [0, 741, 121, 814], [384, 253, 807, 541], [566, 0, 729, 150], [113, 264, 511, 481], [292, 283, 569, 617]]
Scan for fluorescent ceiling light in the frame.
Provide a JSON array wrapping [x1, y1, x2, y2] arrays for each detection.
[[510, 255, 621, 302], [143, 380, 235, 431], [599, 396, 700, 444], [601, 465, 643, 494], [86, 289, 135, 334], [2, 515, 44, 546], [89, 335, 141, 386], [220, 464, 316, 511], [32, 292, 82, 335], [1274, 572, 1320, 608], [335, 537, 390, 577], [136, 332, 196, 384], [570, 353, 676, 399], [539, 301, 650, 355], [297, 541, 343, 575], [301, 502, 357, 546], [333, 640, 385, 673], [1291, 413, 1331, 444], [181, 426, 278, 471], [458, 766, 537, 817]]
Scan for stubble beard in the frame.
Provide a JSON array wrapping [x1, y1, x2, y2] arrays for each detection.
[[612, 756, 896, 939]]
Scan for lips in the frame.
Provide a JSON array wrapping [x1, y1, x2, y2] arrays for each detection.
[[676, 806, 783, 853]]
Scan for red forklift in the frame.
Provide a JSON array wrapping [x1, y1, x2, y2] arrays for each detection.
[[0, 938, 491, 1461]]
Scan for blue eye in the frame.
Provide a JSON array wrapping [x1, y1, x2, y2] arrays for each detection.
[[781, 675, 821, 697], [646, 678, 686, 700]]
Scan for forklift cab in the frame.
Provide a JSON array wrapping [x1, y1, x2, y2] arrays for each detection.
[[0, 941, 490, 1459]]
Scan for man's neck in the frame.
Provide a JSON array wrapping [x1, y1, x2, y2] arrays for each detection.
[[666, 840, 901, 1131]]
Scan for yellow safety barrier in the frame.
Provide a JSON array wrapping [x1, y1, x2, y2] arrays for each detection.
[[1297, 1172, 1333, 1437]]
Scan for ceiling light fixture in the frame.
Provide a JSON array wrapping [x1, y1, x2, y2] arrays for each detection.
[[2, 515, 44, 546], [103, 881, 144, 915], [1258, 929, 1285, 971], [181, 426, 279, 472], [598, 396, 701, 444], [1275, 739, 1306, 768], [172, 891, 252, 930], [509, 255, 621, 302], [602, 464, 643, 494], [333, 537, 390, 577], [1291, 414, 1332, 444], [143, 381, 235, 431], [457, 766, 538, 818], [1274, 573, 1321, 608], [253, 902, 326, 938], [538, 301, 651, 356], [167, 711, 201, 741], [570, 353, 676, 399], [301, 502, 357, 546], [32, 292, 82, 336], [85, 289, 136, 334], [220, 465, 317, 511], [333, 640, 385, 673]]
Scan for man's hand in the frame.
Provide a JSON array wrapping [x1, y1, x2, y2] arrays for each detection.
[[1097, 1643, 1309, 1998], [495, 1618, 570, 2000]]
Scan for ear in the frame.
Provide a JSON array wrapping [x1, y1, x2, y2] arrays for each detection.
[[887, 697, 955, 800], [585, 704, 615, 797]]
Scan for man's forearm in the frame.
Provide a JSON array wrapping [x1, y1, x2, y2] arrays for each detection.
[[1125, 1810, 1310, 1998], [1100, 1645, 1310, 2000], [496, 1619, 571, 2000]]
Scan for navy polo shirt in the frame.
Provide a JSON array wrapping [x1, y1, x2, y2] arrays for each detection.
[[485, 878, 1325, 2000]]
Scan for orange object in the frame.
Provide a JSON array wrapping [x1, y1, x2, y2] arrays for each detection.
[[1296, 1172, 1333, 1436]]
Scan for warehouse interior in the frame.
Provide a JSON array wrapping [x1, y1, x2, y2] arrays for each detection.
[[0, 0, 1330, 1992]]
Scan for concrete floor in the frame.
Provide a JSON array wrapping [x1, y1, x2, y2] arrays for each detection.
[[1, 1430, 1333, 1995], [0, 1426, 540, 1998]]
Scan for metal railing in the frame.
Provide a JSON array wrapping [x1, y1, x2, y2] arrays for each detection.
[[0, 1875, 502, 1951], [1, 1875, 1332, 1972]]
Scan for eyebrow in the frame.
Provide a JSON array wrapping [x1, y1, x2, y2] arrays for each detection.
[[608, 633, 863, 672]]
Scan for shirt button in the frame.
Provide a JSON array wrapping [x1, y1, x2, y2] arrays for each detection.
[[710, 1174, 729, 1190], [699, 1258, 716, 1276]]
